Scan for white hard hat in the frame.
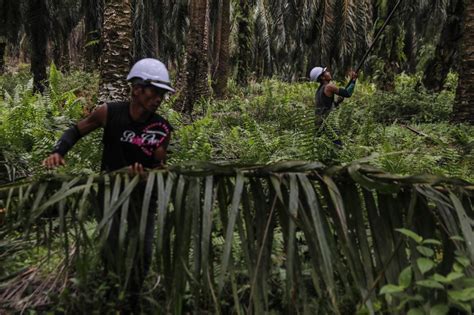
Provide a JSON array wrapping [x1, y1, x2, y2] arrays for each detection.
[[127, 58, 175, 93], [309, 66, 327, 82]]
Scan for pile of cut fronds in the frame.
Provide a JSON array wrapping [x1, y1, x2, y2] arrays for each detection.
[[0, 161, 472, 313]]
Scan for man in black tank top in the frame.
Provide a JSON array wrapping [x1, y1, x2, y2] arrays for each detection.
[[43, 58, 175, 307], [310, 66, 358, 129]]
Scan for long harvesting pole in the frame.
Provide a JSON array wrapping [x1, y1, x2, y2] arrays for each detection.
[[335, 0, 404, 106], [354, 0, 404, 74]]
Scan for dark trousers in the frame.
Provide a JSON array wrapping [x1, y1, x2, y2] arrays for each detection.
[[315, 108, 342, 145], [315, 107, 331, 136]]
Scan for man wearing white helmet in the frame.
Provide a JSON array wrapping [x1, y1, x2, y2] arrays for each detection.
[[42, 58, 174, 306], [43, 58, 175, 171], [310, 66, 358, 127]]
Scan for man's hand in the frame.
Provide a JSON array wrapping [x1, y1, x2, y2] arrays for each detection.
[[42, 153, 66, 169], [129, 162, 145, 177], [349, 71, 358, 81]]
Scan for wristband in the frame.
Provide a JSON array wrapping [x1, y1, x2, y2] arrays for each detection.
[[52, 125, 82, 157]]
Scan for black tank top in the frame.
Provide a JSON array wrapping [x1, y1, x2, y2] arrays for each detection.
[[315, 84, 334, 113], [101, 102, 173, 172]]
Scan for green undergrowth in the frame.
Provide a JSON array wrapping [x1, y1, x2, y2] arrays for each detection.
[[0, 66, 472, 182], [165, 72, 472, 181]]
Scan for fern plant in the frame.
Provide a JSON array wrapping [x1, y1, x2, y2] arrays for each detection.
[[379, 229, 474, 314]]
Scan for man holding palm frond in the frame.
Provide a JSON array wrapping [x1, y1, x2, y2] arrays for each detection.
[[43, 58, 174, 310]]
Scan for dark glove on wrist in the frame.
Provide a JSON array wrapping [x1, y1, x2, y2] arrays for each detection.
[[52, 125, 82, 157]]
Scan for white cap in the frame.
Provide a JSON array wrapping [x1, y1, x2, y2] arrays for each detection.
[[127, 58, 175, 93], [309, 66, 327, 82]]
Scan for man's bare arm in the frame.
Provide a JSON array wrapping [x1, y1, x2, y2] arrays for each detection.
[[76, 104, 107, 135], [42, 105, 107, 169]]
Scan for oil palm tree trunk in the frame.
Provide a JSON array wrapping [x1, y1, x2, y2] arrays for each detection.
[[423, 0, 465, 91], [98, 0, 132, 103], [236, 0, 252, 86], [0, 36, 5, 74], [26, 0, 50, 94], [453, 0, 474, 123], [403, 17, 417, 74], [132, 0, 157, 60], [52, 33, 70, 71], [211, 0, 222, 85], [178, 0, 210, 114], [0, 0, 7, 74], [211, 0, 230, 98], [374, 0, 403, 91], [83, 0, 103, 71], [255, 0, 271, 78]]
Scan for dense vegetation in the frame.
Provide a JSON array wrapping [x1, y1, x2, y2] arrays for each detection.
[[0, 66, 472, 313], [0, 0, 473, 313], [1, 0, 473, 119], [1, 67, 472, 182]]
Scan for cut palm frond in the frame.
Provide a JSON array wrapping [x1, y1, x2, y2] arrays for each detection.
[[0, 161, 472, 313]]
